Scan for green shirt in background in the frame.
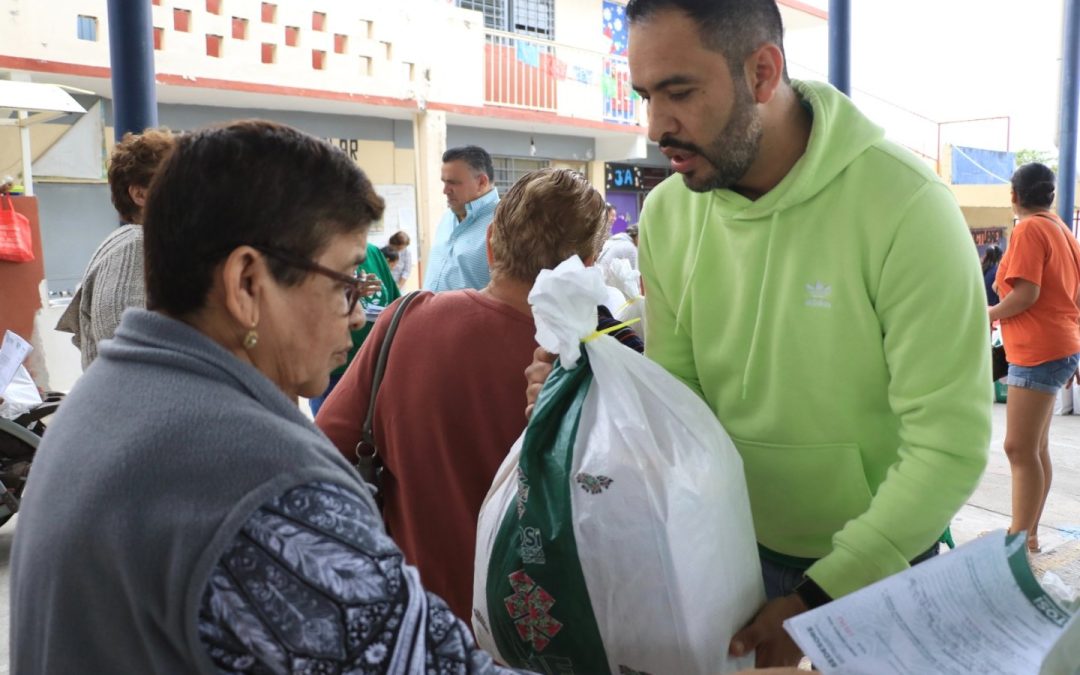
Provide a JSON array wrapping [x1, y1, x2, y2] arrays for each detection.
[[332, 242, 401, 377]]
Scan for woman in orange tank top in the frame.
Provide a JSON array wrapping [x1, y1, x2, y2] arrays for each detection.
[[989, 162, 1080, 553]]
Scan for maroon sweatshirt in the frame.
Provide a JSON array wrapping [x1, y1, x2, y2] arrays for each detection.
[[317, 290, 536, 623]]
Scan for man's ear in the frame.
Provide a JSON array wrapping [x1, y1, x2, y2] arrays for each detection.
[[129, 185, 149, 208], [219, 246, 264, 330], [486, 224, 495, 268], [746, 42, 785, 105]]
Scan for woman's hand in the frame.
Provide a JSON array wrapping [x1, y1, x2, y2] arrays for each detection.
[[524, 348, 557, 420], [360, 274, 382, 298]]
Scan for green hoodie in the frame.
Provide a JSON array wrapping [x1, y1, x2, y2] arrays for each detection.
[[332, 243, 401, 377], [638, 80, 991, 599]]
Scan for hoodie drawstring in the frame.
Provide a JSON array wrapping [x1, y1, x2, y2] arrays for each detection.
[[673, 196, 715, 334], [741, 211, 780, 400]]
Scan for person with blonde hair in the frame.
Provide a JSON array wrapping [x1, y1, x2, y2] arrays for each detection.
[[317, 167, 623, 623], [56, 128, 175, 369]]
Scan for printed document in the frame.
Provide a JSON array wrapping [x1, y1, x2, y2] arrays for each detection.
[[784, 530, 1078, 674]]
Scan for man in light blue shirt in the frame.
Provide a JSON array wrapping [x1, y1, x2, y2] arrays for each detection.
[[423, 145, 500, 291]]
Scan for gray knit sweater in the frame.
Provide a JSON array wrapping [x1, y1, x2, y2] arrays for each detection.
[[11, 309, 374, 674], [55, 224, 146, 369]]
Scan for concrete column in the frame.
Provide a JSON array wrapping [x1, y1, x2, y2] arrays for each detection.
[[588, 161, 607, 199], [18, 111, 33, 196], [412, 110, 447, 285]]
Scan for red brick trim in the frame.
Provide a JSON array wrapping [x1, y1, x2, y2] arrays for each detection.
[[0, 55, 647, 135]]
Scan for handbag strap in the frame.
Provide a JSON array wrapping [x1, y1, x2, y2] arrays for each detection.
[[356, 290, 421, 463], [1035, 212, 1080, 280]]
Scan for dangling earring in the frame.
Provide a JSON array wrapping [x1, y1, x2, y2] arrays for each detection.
[[243, 325, 259, 350]]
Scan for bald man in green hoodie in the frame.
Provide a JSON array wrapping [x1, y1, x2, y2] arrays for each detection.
[[528, 0, 990, 668]]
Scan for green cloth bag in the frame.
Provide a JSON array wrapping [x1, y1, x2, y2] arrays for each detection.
[[482, 347, 610, 673]]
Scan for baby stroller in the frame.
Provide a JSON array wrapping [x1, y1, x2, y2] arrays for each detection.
[[0, 392, 63, 526]]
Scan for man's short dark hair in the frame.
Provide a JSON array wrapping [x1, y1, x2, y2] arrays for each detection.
[[143, 119, 384, 317], [442, 145, 495, 182], [626, 0, 787, 78]]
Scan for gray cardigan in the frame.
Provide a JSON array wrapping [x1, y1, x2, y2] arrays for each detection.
[[55, 224, 147, 369], [11, 309, 373, 674]]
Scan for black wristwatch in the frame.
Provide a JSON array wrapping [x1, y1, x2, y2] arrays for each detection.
[[793, 576, 832, 610]]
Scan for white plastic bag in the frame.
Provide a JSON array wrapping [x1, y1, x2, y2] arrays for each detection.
[[1055, 386, 1073, 415], [473, 257, 763, 674], [600, 257, 646, 337], [0, 365, 41, 420]]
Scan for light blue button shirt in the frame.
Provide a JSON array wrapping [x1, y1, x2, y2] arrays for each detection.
[[423, 188, 499, 292]]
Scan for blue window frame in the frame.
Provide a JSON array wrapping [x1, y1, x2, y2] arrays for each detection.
[[77, 15, 98, 41]]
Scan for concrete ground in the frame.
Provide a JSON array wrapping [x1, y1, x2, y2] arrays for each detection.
[[0, 401, 1078, 670], [952, 402, 1080, 552]]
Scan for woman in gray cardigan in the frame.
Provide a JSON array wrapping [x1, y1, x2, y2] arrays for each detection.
[[10, 121, 518, 675]]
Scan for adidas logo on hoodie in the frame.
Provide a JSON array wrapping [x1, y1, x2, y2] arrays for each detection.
[[805, 281, 832, 308]]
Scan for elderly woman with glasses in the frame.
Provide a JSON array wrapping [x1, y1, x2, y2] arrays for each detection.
[[10, 121, 516, 674]]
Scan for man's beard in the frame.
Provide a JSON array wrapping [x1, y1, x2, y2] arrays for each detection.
[[667, 79, 763, 194]]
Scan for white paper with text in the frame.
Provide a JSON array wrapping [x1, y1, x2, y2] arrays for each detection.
[[784, 531, 1076, 674]]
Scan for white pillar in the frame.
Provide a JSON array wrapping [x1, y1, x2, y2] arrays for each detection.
[[412, 109, 447, 286], [18, 110, 33, 196]]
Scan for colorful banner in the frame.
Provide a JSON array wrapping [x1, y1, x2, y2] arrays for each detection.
[[602, 1, 628, 56], [603, 57, 636, 124], [515, 41, 541, 68]]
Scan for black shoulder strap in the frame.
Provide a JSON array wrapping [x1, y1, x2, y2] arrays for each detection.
[[358, 290, 421, 459], [1038, 212, 1080, 279]]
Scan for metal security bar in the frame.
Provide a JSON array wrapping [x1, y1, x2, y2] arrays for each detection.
[[483, 29, 642, 125]]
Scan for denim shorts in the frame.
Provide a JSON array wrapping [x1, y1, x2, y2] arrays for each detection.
[[1007, 353, 1080, 395]]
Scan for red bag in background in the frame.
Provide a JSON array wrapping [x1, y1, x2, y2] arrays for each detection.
[[0, 195, 34, 263]]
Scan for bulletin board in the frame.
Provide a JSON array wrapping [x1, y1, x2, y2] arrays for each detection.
[[367, 184, 418, 271]]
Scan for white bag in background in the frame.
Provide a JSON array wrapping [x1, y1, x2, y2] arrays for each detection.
[[0, 365, 41, 420], [600, 257, 646, 337], [1054, 385, 1073, 415], [473, 256, 763, 674]]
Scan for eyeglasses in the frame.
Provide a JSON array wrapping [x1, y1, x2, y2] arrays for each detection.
[[251, 244, 365, 316]]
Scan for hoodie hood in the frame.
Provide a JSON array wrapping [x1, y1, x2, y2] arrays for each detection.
[[711, 80, 886, 220], [673, 80, 887, 400]]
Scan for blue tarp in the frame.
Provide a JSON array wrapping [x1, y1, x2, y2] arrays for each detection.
[[515, 41, 540, 68], [951, 146, 1015, 185]]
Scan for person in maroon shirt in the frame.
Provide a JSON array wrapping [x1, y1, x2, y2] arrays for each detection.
[[316, 168, 615, 623]]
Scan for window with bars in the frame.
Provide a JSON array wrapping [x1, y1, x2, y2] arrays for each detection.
[[492, 157, 549, 195], [76, 15, 98, 41], [511, 0, 553, 39], [458, 0, 505, 31], [456, 0, 553, 39]]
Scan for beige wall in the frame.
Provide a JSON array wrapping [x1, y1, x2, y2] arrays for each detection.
[[587, 161, 606, 199], [0, 0, 485, 107], [960, 206, 1013, 231], [555, 0, 606, 52], [949, 184, 1013, 209], [0, 125, 69, 180]]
